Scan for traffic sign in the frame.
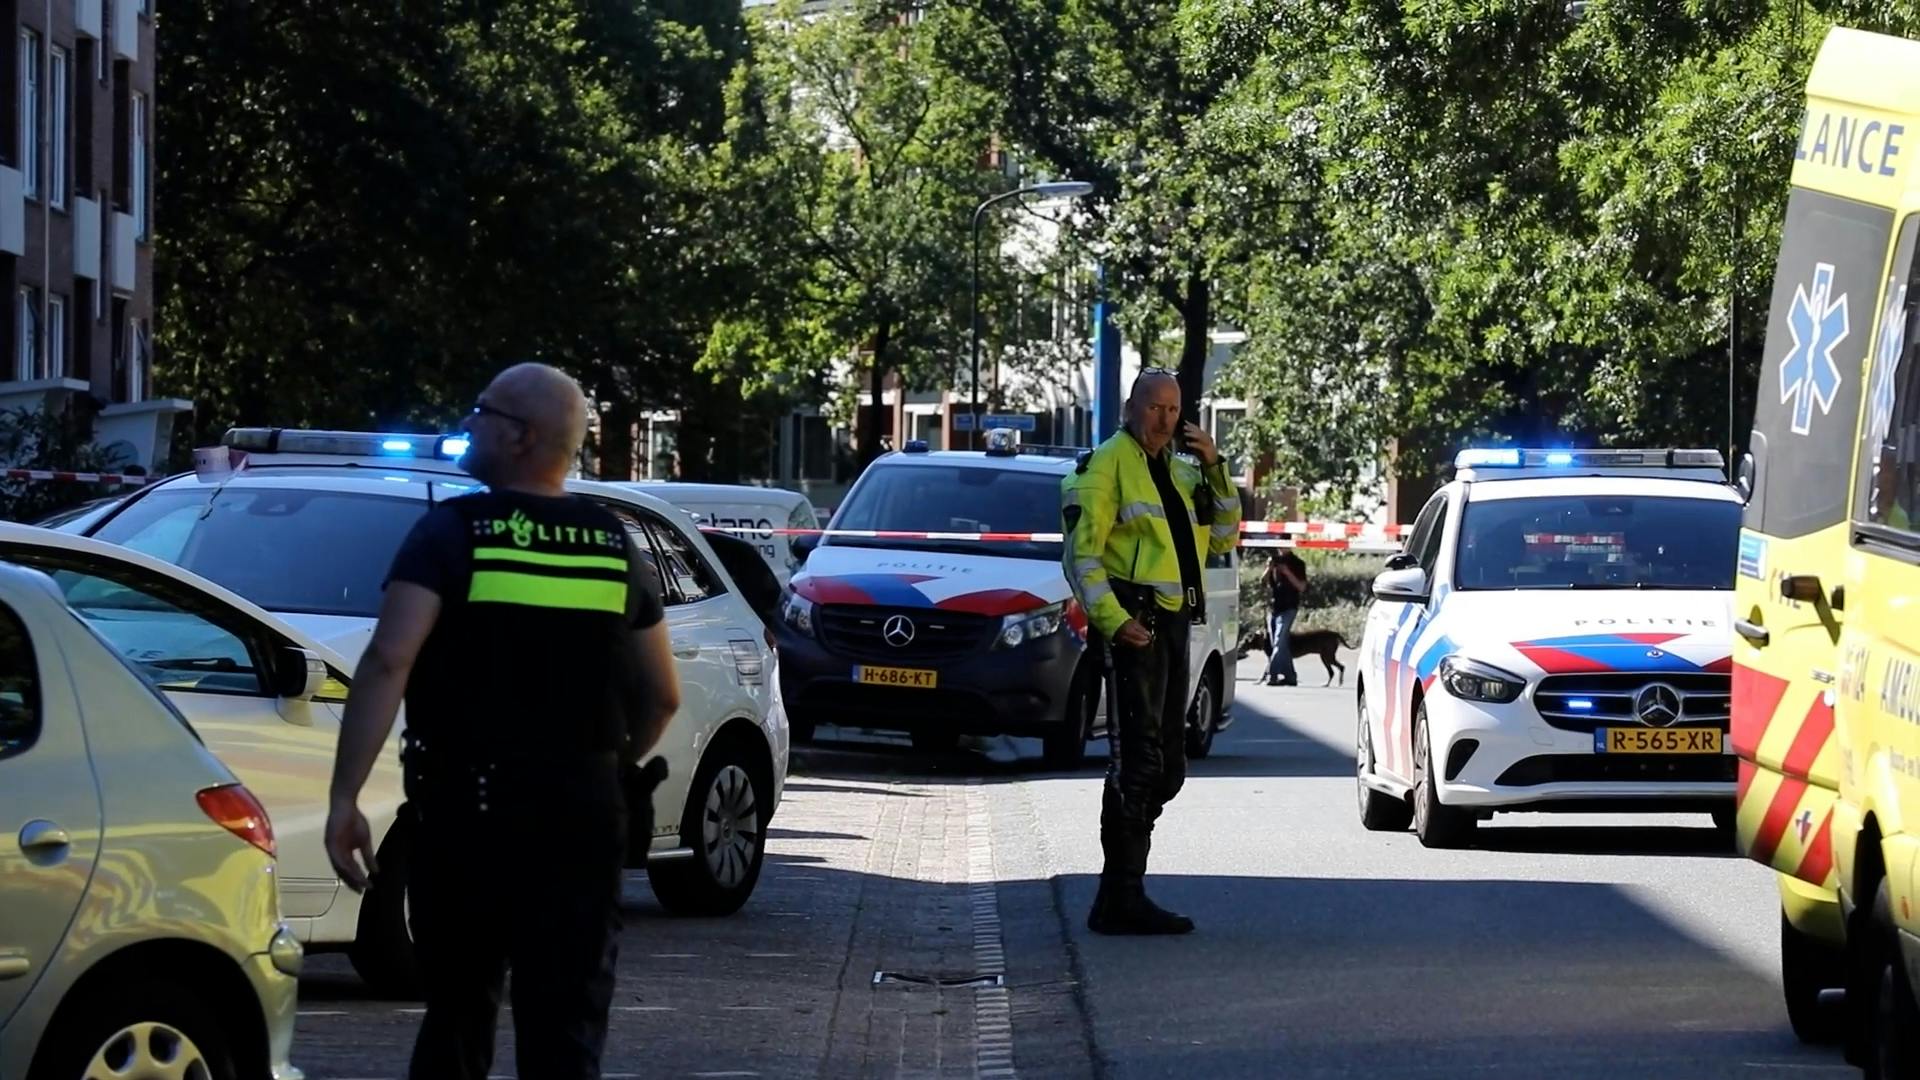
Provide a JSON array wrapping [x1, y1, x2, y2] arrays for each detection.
[[983, 413, 1036, 431], [953, 412, 976, 432]]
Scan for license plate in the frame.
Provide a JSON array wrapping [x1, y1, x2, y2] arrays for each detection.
[[1593, 727, 1723, 754], [853, 665, 938, 689]]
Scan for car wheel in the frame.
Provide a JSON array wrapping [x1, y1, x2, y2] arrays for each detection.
[[1357, 690, 1413, 832], [1184, 667, 1220, 760], [1858, 877, 1920, 1077], [1781, 907, 1845, 1044], [31, 979, 236, 1080], [648, 744, 768, 916], [1412, 701, 1474, 849], [350, 815, 422, 998], [1043, 664, 1094, 769]]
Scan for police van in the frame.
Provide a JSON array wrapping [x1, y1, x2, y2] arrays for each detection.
[[776, 429, 1240, 764], [1732, 24, 1920, 1066], [619, 481, 820, 587]]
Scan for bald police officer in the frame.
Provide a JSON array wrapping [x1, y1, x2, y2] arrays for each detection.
[[325, 363, 681, 1079]]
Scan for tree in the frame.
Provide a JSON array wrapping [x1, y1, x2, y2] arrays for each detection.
[[700, 0, 1006, 467]]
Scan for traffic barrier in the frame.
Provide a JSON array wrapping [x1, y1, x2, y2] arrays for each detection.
[[697, 520, 1408, 552], [3, 468, 151, 488]]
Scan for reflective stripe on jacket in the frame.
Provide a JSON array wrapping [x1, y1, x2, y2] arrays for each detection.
[[1060, 430, 1242, 638]]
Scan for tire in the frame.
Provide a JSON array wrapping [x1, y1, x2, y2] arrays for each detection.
[[1412, 701, 1474, 849], [1780, 908, 1845, 1044], [790, 713, 816, 744], [349, 816, 422, 998], [1860, 877, 1920, 1078], [648, 742, 768, 916], [1184, 667, 1220, 760], [1357, 690, 1413, 832], [911, 729, 959, 754], [1043, 665, 1094, 769], [30, 978, 237, 1080]]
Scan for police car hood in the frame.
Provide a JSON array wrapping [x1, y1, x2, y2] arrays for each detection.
[[277, 613, 377, 670], [790, 545, 1069, 615], [1434, 589, 1733, 677]]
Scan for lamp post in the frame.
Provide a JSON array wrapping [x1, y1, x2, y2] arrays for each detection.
[[969, 180, 1095, 447]]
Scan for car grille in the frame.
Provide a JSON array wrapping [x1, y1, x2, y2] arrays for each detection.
[[1496, 754, 1737, 787], [815, 606, 995, 663], [1532, 672, 1730, 734]]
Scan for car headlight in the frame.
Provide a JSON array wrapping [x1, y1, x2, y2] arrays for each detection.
[[995, 602, 1067, 649], [782, 594, 816, 636], [1438, 655, 1526, 703]]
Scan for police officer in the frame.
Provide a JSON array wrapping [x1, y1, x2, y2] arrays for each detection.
[[325, 362, 680, 1079], [1062, 369, 1241, 935]]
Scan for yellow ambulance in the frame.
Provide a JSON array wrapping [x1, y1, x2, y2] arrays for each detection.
[[1733, 24, 1920, 1072]]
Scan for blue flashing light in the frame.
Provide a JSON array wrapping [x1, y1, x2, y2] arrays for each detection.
[[1545, 451, 1575, 466], [1567, 698, 1595, 711], [437, 435, 471, 459], [1454, 448, 1522, 468], [903, 439, 930, 453], [380, 439, 412, 453]]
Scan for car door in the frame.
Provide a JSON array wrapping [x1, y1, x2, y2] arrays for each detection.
[[1365, 491, 1449, 786], [0, 588, 98, 1028], [0, 541, 364, 919], [596, 501, 758, 847]]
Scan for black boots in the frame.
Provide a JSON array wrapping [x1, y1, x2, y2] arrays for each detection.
[[1087, 875, 1195, 935], [1087, 828, 1193, 935]]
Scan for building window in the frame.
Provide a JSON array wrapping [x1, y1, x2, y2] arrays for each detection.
[[127, 317, 146, 401], [50, 48, 68, 211], [47, 295, 65, 378], [16, 288, 39, 381], [131, 91, 147, 239], [19, 31, 40, 200]]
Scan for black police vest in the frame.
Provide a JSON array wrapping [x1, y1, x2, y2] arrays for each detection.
[[404, 491, 637, 763]]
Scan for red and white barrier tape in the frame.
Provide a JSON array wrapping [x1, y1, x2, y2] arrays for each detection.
[[1239, 520, 1412, 537], [3, 468, 151, 488], [699, 520, 1406, 551]]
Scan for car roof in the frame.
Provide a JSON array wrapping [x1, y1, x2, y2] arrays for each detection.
[[879, 449, 1078, 475], [1460, 476, 1743, 503], [616, 481, 811, 506]]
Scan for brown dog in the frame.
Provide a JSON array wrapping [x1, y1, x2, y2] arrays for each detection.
[[1236, 627, 1355, 686]]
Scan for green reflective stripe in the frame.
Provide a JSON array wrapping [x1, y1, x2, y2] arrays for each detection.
[[468, 570, 627, 613], [473, 546, 628, 572], [1117, 501, 1164, 525]]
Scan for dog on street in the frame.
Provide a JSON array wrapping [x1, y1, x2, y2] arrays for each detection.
[[1236, 626, 1355, 686]]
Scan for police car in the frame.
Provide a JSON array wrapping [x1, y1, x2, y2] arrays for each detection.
[[1356, 448, 1743, 847], [777, 429, 1240, 765], [73, 428, 790, 991]]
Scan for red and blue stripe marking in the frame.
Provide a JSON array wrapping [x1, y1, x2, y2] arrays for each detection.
[[1512, 632, 1731, 675], [792, 573, 1054, 618]]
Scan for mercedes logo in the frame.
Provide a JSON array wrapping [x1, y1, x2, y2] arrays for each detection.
[[1635, 683, 1683, 727], [882, 614, 916, 648]]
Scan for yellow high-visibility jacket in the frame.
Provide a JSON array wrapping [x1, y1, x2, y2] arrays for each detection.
[[1060, 429, 1242, 638]]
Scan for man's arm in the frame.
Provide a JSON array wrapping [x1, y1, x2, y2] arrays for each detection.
[[326, 581, 440, 890], [627, 619, 681, 757], [1065, 450, 1132, 639], [1202, 460, 1242, 557]]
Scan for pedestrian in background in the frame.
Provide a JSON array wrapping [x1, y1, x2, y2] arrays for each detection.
[[325, 362, 680, 1080], [1262, 552, 1307, 686]]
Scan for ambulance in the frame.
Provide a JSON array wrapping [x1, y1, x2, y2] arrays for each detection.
[[1732, 25, 1920, 1071]]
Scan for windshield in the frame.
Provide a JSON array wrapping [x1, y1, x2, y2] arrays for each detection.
[[91, 487, 429, 616], [1454, 493, 1741, 591], [826, 464, 1063, 561]]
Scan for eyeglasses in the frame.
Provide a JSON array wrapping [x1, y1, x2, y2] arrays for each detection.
[[470, 399, 528, 427], [1138, 366, 1176, 377]]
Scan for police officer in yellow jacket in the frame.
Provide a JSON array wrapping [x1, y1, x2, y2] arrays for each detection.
[[1062, 369, 1241, 934]]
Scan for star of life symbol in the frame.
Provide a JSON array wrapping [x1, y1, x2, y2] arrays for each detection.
[[1795, 808, 1815, 845], [1779, 263, 1851, 436], [1868, 284, 1907, 451]]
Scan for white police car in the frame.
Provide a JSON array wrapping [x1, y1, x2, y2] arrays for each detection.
[[1355, 448, 1742, 847], [777, 430, 1241, 764], [75, 428, 789, 991]]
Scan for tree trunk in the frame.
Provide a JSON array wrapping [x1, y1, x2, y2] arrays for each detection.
[[858, 319, 893, 468], [596, 379, 635, 482], [1175, 273, 1211, 427]]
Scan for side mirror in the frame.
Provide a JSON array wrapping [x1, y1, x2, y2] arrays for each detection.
[[1372, 567, 1431, 605], [1735, 452, 1756, 505], [1384, 551, 1418, 572], [791, 532, 820, 564], [271, 646, 328, 702]]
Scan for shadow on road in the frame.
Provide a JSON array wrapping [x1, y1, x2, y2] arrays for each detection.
[[1467, 821, 1738, 858]]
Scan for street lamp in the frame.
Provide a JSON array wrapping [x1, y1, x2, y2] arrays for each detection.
[[969, 180, 1096, 447]]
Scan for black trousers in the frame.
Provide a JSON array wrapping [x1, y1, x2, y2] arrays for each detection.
[[1099, 593, 1192, 879], [404, 755, 626, 1080]]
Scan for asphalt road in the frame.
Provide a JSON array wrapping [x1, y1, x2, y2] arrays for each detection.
[[286, 651, 1857, 1079]]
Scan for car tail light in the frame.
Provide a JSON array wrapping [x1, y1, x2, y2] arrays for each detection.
[[197, 784, 276, 858]]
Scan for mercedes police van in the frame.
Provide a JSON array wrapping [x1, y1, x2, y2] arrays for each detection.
[[775, 429, 1241, 765], [1356, 447, 1742, 847]]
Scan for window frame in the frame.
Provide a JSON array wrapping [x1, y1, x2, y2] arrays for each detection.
[[46, 294, 65, 379], [16, 286, 38, 382], [49, 46, 67, 211], [19, 30, 39, 201], [130, 90, 147, 240], [596, 501, 727, 607], [1853, 212, 1920, 561], [0, 597, 43, 762]]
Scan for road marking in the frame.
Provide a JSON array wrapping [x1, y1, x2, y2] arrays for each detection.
[[968, 781, 1017, 1079]]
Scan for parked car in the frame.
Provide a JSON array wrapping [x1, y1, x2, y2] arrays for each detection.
[[622, 481, 820, 587], [0, 561, 302, 1080]]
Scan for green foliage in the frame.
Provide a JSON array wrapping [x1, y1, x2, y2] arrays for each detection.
[[0, 407, 136, 524]]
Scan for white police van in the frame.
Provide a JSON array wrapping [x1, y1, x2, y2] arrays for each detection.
[[75, 428, 789, 991], [619, 481, 820, 587], [777, 428, 1241, 764], [1356, 448, 1742, 847]]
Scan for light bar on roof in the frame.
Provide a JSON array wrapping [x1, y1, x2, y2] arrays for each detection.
[[1453, 447, 1726, 471], [223, 427, 470, 461]]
